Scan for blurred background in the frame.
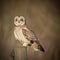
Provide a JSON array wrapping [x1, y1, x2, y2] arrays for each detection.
[[0, 0, 60, 60]]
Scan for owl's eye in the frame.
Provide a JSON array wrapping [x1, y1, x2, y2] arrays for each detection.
[[16, 19, 17, 21]]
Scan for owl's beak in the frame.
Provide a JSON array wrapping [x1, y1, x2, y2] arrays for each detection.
[[18, 21, 20, 23]]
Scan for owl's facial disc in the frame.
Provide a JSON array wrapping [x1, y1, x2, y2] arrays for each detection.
[[14, 16, 26, 26]]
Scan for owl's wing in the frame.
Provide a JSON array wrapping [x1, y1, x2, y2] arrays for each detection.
[[22, 27, 45, 52], [22, 28, 39, 44]]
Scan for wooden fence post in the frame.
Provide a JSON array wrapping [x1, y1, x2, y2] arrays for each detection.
[[11, 42, 27, 60]]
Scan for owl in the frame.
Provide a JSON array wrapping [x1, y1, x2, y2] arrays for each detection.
[[14, 16, 45, 52]]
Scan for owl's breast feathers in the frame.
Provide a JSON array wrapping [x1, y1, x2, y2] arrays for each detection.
[[14, 26, 30, 43]]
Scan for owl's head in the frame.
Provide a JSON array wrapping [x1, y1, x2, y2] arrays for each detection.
[[14, 16, 26, 26]]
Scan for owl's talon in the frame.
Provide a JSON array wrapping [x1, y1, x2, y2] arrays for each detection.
[[23, 43, 28, 47]]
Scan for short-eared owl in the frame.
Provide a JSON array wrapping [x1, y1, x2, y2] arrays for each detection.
[[14, 16, 45, 52]]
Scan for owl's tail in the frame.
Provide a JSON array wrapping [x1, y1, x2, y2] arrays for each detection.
[[32, 42, 45, 52], [38, 44, 45, 52]]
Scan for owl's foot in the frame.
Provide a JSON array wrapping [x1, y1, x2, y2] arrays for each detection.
[[23, 43, 28, 47]]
